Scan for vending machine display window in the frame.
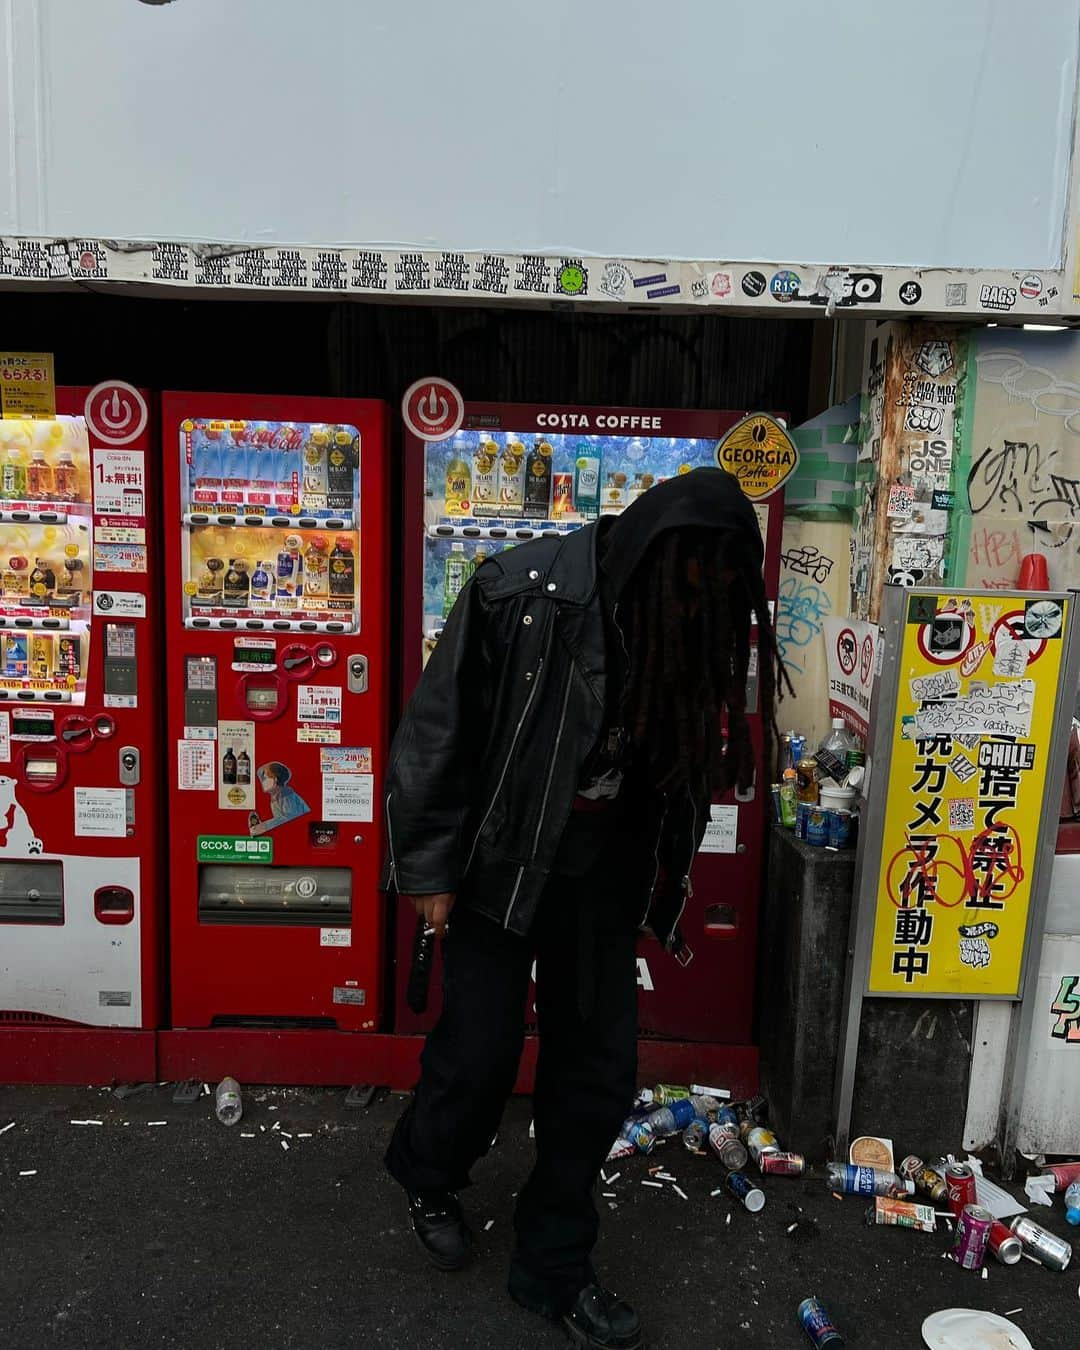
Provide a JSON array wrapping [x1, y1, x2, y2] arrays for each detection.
[[178, 419, 361, 633], [0, 860, 64, 925], [420, 430, 768, 665], [0, 418, 93, 702], [197, 864, 351, 926]]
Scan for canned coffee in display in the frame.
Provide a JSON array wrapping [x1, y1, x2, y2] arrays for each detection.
[[945, 1162, 978, 1215], [1009, 1215, 1073, 1271], [797, 1296, 844, 1348], [761, 1151, 806, 1176], [987, 1220, 1023, 1265], [950, 1204, 992, 1270]]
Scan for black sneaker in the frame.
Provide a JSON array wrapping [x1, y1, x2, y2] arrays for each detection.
[[406, 1189, 474, 1271], [509, 1270, 643, 1349]]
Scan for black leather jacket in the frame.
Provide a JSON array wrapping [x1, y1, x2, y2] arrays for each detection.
[[382, 518, 706, 956]]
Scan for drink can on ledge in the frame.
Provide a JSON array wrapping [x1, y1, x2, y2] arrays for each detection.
[[950, 1204, 992, 1270], [1009, 1215, 1073, 1271], [945, 1162, 978, 1215]]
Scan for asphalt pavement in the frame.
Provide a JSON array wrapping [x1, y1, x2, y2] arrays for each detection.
[[0, 1085, 1075, 1349]]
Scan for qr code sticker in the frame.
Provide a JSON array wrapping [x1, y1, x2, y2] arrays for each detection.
[[950, 754, 976, 783], [948, 798, 976, 831]]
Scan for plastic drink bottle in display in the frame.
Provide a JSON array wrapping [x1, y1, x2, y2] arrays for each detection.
[[443, 542, 469, 618], [52, 450, 78, 502], [276, 536, 303, 605], [249, 439, 275, 509], [26, 449, 53, 500], [1, 445, 27, 499], [215, 1077, 243, 1126], [445, 439, 472, 517], [271, 432, 294, 512], [29, 558, 55, 600], [523, 441, 553, 518], [472, 439, 499, 515], [468, 545, 490, 579], [600, 471, 628, 515], [249, 560, 274, 607], [3, 556, 28, 600], [303, 535, 330, 603], [573, 450, 601, 519], [498, 439, 526, 516], [328, 536, 355, 604], [193, 428, 222, 503], [302, 431, 329, 512], [326, 430, 356, 513], [222, 438, 248, 506], [223, 559, 250, 607]]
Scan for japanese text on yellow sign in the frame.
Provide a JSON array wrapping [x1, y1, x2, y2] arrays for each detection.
[[869, 592, 1068, 997], [0, 352, 56, 419]]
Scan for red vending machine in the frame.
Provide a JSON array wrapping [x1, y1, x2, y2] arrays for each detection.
[[0, 382, 162, 1082], [395, 403, 782, 1082], [160, 393, 389, 1079]]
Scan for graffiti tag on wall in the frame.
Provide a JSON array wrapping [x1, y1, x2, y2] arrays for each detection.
[[1050, 974, 1080, 1043]]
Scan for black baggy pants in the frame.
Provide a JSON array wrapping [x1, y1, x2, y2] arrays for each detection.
[[386, 875, 639, 1307]]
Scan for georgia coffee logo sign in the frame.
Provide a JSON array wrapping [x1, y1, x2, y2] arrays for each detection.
[[714, 413, 799, 500]]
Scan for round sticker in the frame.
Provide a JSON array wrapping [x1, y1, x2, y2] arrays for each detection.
[[84, 380, 148, 445], [558, 264, 586, 296], [64, 543, 79, 558], [402, 377, 465, 443], [741, 271, 767, 298], [714, 413, 799, 500], [183, 581, 198, 596], [898, 280, 922, 306], [769, 270, 801, 303], [1019, 274, 1042, 299], [916, 608, 976, 666]]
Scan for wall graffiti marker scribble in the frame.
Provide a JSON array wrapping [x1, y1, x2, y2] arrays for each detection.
[[968, 440, 1052, 516], [779, 545, 835, 584], [975, 348, 1080, 432], [1050, 974, 1080, 1043], [775, 576, 831, 674]]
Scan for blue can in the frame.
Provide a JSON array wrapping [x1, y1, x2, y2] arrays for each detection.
[[621, 1119, 655, 1154], [827, 809, 853, 850], [797, 1296, 844, 1347], [805, 805, 828, 847], [795, 801, 809, 840], [715, 1105, 739, 1130]]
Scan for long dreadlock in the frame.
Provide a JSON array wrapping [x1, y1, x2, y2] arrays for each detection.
[[618, 528, 792, 801]]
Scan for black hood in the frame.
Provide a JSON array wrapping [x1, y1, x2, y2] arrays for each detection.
[[599, 466, 763, 595]]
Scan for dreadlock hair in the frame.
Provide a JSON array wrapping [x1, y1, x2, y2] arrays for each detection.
[[617, 528, 792, 802]]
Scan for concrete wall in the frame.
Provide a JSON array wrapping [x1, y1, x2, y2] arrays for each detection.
[[1, 0, 1077, 267]]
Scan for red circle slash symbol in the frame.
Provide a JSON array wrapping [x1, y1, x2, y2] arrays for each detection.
[[837, 627, 857, 676]]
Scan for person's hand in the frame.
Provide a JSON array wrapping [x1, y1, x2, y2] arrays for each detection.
[[407, 892, 456, 939]]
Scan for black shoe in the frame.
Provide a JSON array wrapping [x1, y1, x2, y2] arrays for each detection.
[[406, 1189, 474, 1271], [509, 1270, 643, 1349]]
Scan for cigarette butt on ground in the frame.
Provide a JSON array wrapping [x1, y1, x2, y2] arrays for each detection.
[[484, 1219, 495, 1232]]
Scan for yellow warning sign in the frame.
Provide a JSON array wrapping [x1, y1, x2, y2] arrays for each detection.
[[714, 413, 798, 500]]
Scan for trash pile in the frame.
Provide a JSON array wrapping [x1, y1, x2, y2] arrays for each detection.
[[609, 1085, 1076, 1347]]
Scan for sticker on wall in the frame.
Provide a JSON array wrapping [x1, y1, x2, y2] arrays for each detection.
[[320, 927, 352, 948], [402, 376, 465, 442], [698, 804, 739, 854], [74, 786, 128, 838], [319, 746, 372, 775], [196, 834, 273, 864], [93, 590, 146, 619], [92, 448, 146, 518], [0, 774, 43, 854], [297, 684, 342, 726], [249, 760, 310, 835], [714, 414, 799, 501], [321, 772, 374, 823], [218, 720, 255, 811], [0, 352, 55, 419], [0, 712, 10, 763], [178, 739, 215, 791]]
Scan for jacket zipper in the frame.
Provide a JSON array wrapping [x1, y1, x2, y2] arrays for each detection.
[[667, 796, 698, 950], [384, 791, 398, 887], [503, 664, 574, 929], [639, 800, 667, 929], [464, 625, 553, 877]]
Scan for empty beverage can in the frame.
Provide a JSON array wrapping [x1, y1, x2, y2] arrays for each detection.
[[707, 1122, 749, 1171], [725, 1170, 765, 1213], [1009, 1215, 1073, 1271], [805, 805, 828, 847], [797, 1296, 844, 1347], [898, 1154, 924, 1180], [827, 809, 853, 849], [945, 1162, 978, 1215], [988, 1220, 1023, 1265], [621, 1119, 655, 1154], [795, 800, 808, 840], [682, 1118, 709, 1153], [761, 1151, 806, 1177], [746, 1126, 780, 1165], [951, 1204, 992, 1270]]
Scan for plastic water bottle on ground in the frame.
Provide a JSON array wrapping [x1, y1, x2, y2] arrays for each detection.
[[215, 1076, 243, 1126], [1065, 1180, 1080, 1225]]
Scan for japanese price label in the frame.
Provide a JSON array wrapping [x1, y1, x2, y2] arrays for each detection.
[[0, 352, 55, 419]]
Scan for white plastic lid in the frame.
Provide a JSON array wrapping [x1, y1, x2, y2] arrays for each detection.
[[832, 717, 846, 729]]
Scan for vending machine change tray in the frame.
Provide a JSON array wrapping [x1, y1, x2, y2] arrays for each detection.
[[197, 864, 351, 927], [0, 860, 64, 924]]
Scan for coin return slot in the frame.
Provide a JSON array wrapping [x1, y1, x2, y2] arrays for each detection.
[[0, 861, 64, 925], [94, 886, 134, 925], [245, 682, 280, 714], [703, 904, 739, 937], [198, 864, 351, 927], [25, 753, 60, 785]]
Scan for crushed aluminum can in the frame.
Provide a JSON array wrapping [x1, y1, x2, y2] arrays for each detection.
[[761, 1151, 805, 1177]]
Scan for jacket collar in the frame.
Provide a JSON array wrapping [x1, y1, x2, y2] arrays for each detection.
[[545, 517, 616, 607]]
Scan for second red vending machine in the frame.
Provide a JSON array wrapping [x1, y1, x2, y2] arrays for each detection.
[[162, 393, 389, 1062], [394, 402, 782, 1072], [0, 382, 163, 1082]]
